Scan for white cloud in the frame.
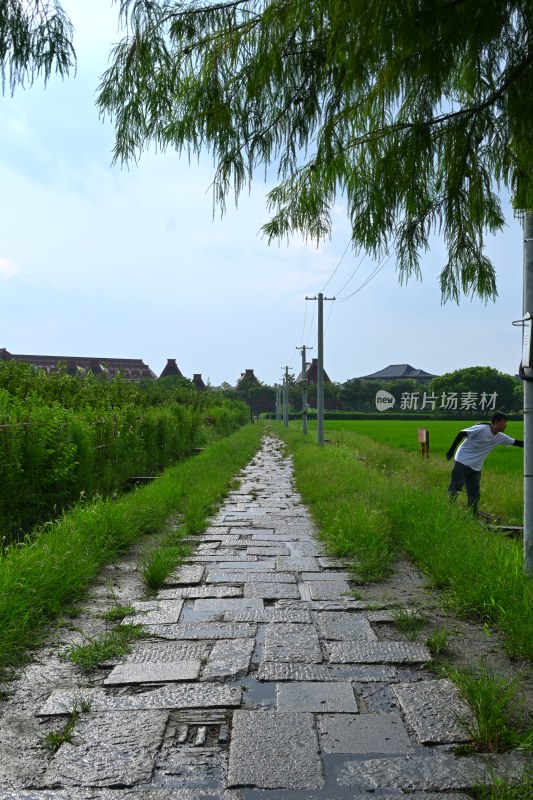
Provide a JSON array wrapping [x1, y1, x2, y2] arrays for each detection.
[[0, 258, 19, 280]]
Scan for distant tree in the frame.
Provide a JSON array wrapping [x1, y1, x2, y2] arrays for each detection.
[[429, 367, 522, 413], [97, 0, 533, 302], [340, 377, 429, 411], [339, 379, 376, 411], [0, 1, 75, 93], [231, 375, 275, 416]]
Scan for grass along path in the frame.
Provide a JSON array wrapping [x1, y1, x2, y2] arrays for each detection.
[[278, 424, 533, 661], [0, 423, 264, 678]]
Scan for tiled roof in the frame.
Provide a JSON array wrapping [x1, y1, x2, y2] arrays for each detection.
[[359, 364, 438, 381], [0, 348, 156, 380], [296, 358, 332, 383], [159, 358, 183, 378]]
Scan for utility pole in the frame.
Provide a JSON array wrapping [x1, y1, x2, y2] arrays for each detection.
[[275, 384, 281, 422], [283, 367, 289, 427], [523, 210, 533, 575], [306, 293, 335, 446], [296, 345, 312, 434]]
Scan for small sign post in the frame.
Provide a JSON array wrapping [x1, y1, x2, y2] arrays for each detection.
[[417, 428, 430, 460]]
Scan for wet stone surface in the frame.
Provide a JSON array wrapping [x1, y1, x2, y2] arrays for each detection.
[[276, 681, 358, 712], [227, 711, 324, 789], [318, 712, 414, 754], [392, 679, 474, 744], [0, 433, 521, 799], [42, 710, 168, 787]]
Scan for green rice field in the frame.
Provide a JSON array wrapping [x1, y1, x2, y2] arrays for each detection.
[[323, 419, 524, 477]]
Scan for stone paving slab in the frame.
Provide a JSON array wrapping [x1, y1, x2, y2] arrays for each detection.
[[227, 711, 324, 789], [306, 580, 352, 600], [211, 561, 277, 571], [104, 659, 202, 685], [191, 554, 259, 562], [276, 681, 358, 712], [247, 546, 290, 555], [157, 585, 243, 599], [232, 528, 275, 536], [228, 607, 312, 623], [243, 582, 302, 599], [392, 679, 474, 744], [257, 662, 398, 682], [301, 572, 352, 581], [121, 600, 184, 625], [42, 710, 168, 788], [336, 750, 530, 791], [121, 641, 211, 663], [206, 571, 296, 583], [202, 638, 255, 680], [316, 611, 378, 641], [263, 623, 322, 663], [286, 599, 367, 611], [144, 622, 256, 640], [318, 712, 414, 754], [327, 641, 431, 664], [193, 598, 264, 613], [275, 557, 320, 571], [38, 684, 242, 715]]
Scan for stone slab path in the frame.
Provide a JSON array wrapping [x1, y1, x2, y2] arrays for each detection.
[[0, 434, 529, 799]]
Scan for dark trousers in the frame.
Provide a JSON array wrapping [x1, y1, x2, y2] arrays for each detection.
[[448, 461, 481, 513]]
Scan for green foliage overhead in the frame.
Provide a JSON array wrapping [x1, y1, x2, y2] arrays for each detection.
[[97, 0, 533, 303], [0, 0, 75, 93]]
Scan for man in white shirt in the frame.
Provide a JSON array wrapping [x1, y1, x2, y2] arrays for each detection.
[[446, 412, 523, 514]]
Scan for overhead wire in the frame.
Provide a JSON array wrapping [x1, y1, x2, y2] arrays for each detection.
[[321, 238, 352, 292], [335, 252, 394, 302]]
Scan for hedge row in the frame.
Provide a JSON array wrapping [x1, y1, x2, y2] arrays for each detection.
[[0, 390, 248, 541]]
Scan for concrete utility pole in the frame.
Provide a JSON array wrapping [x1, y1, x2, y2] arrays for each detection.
[[275, 384, 281, 422], [523, 210, 533, 575], [306, 293, 335, 446], [283, 367, 289, 427], [297, 345, 312, 434]]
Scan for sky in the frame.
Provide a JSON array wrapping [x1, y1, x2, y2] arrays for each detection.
[[0, 1, 526, 387]]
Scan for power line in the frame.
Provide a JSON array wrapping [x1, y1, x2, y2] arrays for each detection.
[[306, 297, 316, 347], [331, 249, 367, 296], [298, 300, 309, 347], [321, 238, 352, 292], [336, 253, 394, 302], [324, 298, 335, 336]]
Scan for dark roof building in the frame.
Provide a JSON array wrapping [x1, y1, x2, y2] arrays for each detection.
[[359, 363, 438, 383], [0, 348, 156, 380], [236, 369, 260, 388], [159, 358, 183, 379], [297, 358, 332, 384], [192, 373, 206, 390]]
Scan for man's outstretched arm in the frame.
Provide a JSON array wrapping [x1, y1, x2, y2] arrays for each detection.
[[513, 439, 524, 448], [446, 431, 467, 461]]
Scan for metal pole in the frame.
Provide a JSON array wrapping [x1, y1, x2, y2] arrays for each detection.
[[283, 367, 289, 428], [275, 384, 281, 421], [524, 210, 533, 575], [317, 293, 324, 446]]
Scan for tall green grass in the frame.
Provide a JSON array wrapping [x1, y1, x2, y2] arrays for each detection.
[[279, 424, 533, 659], [0, 424, 263, 675]]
